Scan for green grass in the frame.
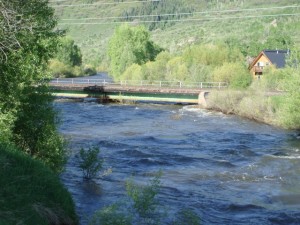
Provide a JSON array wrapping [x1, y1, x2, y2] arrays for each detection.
[[0, 144, 78, 225], [51, 0, 300, 67]]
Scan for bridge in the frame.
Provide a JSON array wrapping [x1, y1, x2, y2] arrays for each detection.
[[50, 78, 228, 105]]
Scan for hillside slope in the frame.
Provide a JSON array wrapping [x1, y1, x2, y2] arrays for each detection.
[[0, 144, 78, 225], [50, 0, 300, 67]]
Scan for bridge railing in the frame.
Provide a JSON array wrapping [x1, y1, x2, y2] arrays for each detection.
[[50, 78, 228, 89]]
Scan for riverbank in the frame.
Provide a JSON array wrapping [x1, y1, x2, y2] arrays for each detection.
[[205, 89, 300, 130], [0, 144, 78, 225]]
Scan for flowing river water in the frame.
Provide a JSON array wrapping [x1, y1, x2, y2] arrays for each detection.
[[56, 100, 300, 225]]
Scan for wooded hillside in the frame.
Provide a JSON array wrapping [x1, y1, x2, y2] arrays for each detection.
[[51, 0, 300, 68]]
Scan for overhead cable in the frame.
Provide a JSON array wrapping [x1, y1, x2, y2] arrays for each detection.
[[50, 0, 160, 7], [58, 5, 300, 21], [49, 0, 70, 2], [58, 13, 300, 25]]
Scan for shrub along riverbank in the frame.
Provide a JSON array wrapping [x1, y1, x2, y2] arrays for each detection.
[[206, 67, 300, 130], [0, 144, 78, 225]]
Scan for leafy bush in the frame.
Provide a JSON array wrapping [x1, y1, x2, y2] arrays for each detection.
[[207, 90, 247, 114], [84, 64, 97, 76], [165, 56, 189, 82], [126, 172, 162, 219], [72, 66, 83, 77], [207, 72, 300, 129], [121, 63, 144, 81], [89, 172, 201, 225], [274, 67, 300, 129], [55, 37, 82, 67], [119, 43, 248, 84], [78, 146, 104, 180], [49, 59, 73, 78], [89, 204, 132, 225], [255, 66, 286, 91], [49, 60, 93, 78], [207, 89, 276, 124], [237, 93, 275, 124], [173, 209, 201, 225], [12, 86, 67, 172], [212, 62, 251, 89], [0, 109, 15, 143]]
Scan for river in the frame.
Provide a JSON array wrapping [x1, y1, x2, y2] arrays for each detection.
[[57, 100, 300, 225]]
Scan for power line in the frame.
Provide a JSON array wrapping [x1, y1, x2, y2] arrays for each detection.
[[58, 13, 300, 25], [49, 0, 70, 2], [50, 0, 160, 7], [58, 5, 300, 21]]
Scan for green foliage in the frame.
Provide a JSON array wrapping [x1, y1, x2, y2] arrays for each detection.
[[0, 108, 15, 143], [183, 43, 244, 68], [264, 28, 293, 52], [89, 204, 132, 225], [90, 172, 162, 225], [0, 143, 78, 225], [247, 58, 300, 129], [134, 51, 170, 82], [165, 56, 189, 82], [78, 146, 104, 180], [12, 86, 66, 172], [239, 24, 294, 57], [49, 36, 86, 78], [49, 59, 73, 78], [0, 0, 68, 171], [54, 0, 300, 66], [237, 92, 275, 124], [121, 43, 248, 85], [212, 62, 251, 89], [173, 209, 201, 225], [90, 172, 201, 225], [255, 66, 286, 91], [49, 59, 90, 78], [274, 67, 300, 129], [229, 72, 252, 89], [84, 64, 97, 76], [142, 60, 165, 82], [121, 63, 144, 81], [108, 24, 162, 80], [207, 90, 276, 123], [121, 0, 194, 31], [208, 65, 300, 129], [56, 36, 82, 67], [126, 172, 162, 219], [207, 90, 246, 114]]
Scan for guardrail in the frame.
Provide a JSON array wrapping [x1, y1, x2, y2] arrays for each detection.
[[50, 78, 228, 89]]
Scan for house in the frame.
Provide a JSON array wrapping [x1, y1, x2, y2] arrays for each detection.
[[248, 49, 290, 78]]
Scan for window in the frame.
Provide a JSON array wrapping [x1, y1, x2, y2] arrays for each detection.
[[258, 62, 264, 67]]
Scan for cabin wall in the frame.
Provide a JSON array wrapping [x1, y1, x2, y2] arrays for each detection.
[[250, 54, 272, 78]]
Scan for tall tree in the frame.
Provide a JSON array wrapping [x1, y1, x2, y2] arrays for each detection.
[[108, 24, 162, 80], [56, 36, 82, 67], [0, 0, 66, 171]]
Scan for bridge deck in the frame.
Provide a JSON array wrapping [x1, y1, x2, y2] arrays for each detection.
[[49, 79, 226, 104], [50, 83, 208, 95]]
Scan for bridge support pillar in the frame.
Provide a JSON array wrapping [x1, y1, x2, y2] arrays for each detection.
[[198, 92, 209, 108]]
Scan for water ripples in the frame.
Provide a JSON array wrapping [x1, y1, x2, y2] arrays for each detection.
[[56, 102, 300, 225]]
